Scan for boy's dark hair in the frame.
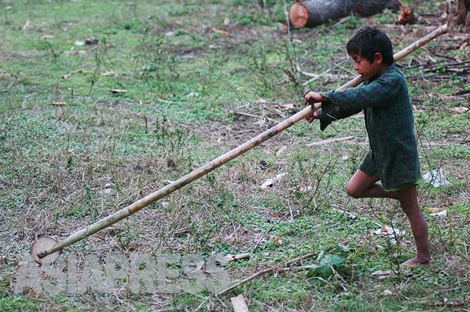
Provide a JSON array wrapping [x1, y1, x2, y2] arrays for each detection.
[[347, 26, 394, 65]]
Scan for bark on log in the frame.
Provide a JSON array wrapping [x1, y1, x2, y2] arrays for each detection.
[[289, 0, 399, 28], [457, 0, 470, 25]]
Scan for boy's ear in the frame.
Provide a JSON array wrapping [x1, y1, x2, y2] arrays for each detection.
[[374, 52, 384, 64]]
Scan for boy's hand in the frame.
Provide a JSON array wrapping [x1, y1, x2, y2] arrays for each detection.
[[304, 90, 326, 104], [304, 90, 325, 123], [305, 110, 319, 123]]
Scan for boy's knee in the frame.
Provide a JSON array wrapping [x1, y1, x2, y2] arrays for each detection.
[[346, 182, 361, 198]]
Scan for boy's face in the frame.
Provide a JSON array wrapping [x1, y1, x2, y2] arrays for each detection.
[[349, 52, 387, 81]]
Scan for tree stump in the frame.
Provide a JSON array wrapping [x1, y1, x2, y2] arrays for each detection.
[[289, 0, 399, 28]]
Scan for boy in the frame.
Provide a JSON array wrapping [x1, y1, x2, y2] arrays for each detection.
[[304, 26, 430, 266]]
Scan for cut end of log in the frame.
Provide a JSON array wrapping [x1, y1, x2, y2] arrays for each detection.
[[289, 3, 309, 28], [398, 7, 414, 25]]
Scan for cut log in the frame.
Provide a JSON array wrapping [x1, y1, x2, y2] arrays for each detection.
[[398, 0, 414, 25], [457, 0, 470, 25], [289, 0, 399, 28]]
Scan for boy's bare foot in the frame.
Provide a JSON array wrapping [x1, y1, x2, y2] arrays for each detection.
[[401, 257, 430, 267]]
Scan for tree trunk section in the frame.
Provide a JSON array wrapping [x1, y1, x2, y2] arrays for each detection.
[[457, 0, 470, 25], [289, 0, 399, 28]]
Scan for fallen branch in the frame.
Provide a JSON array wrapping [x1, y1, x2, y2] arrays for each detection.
[[62, 69, 119, 79], [452, 89, 470, 96], [218, 252, 316, 295], [430, 301, 470, 307], [280, 264, 319, 271], [62, 69, 93, 79], [50, 102, 66, 106]]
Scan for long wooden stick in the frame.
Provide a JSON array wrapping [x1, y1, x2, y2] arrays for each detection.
[[37, 24, 447, 259]]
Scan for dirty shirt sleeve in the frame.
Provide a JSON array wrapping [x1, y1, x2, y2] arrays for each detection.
[[320, 73, 399, 111]]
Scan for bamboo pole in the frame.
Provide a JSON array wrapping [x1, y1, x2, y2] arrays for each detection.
[[37, 24, 447, 259]]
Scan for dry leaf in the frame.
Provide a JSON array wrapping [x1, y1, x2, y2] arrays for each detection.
[[260, 173, 287, 189], [450, 106, 469, 114], [276, 145, 287, 156], [212, 28, 229, 36], [270, 235, 283, 246], [381, 289, 394, 296], [110, 89, 127, 94], [430, 210, 447, 217], [371, 270, 393, 279], [278, 103, 296, 110], [231, 294, 249, 312], [374, 226, 406, 237], [22, 20, 31, 31], [295, 184, 313, 193], [424, 207, 446, 213]]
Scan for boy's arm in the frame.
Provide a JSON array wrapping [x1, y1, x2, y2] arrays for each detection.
[[304, 91, 361, 131], [317, 102, 362, 130], [320, 73, 398, 110]]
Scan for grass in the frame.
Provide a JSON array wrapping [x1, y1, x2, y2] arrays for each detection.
[[1, 0, 469, 310]]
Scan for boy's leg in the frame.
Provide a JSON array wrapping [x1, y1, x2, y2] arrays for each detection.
[[396, 185, 430, 266], [346, 170, 398, 199]]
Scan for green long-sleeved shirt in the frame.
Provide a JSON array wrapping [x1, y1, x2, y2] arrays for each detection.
[[319, 63, 420, 190]]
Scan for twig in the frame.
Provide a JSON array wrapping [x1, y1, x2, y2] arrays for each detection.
[[233, 111, 278, 123], [44, 41, 58, 58], [218, 252, 316, 295], [306, 136, 354, 146], [430, 301, 470, 307], [251, 223, 276, 253], [279, 264, 318, 271], [284, 68, 300, 88], [233, 111, 264, 119], [453, 89, 470, 96], [195, 297, 210, 311], [431, 52, 462, 62]]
